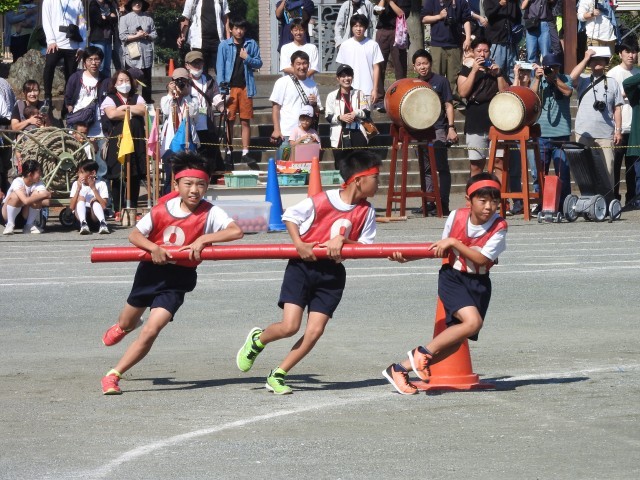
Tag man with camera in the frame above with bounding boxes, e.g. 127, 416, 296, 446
457, 37, 509, 176
570, 48, 623, 187
42, 0, 87, 108
530, 53, 573, 210
421, 0, 473, 104
484, 0, 521, 82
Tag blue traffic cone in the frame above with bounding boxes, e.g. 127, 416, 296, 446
265, 158, 286, 231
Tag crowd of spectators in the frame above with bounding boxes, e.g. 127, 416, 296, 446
3, 0, 640, 237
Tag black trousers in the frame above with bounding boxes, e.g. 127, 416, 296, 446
125, 64, 152, 103
194, 42, 220, 75
613, 133, 637, 204
334, 129, 368, 169
43, 48, 78, 99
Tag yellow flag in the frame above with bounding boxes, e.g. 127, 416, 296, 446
117, 110, 135, 164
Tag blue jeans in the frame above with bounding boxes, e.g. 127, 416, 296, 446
526, 21, 551, 64
90, 40, 112, 79
538, 136, 571, 207
490, 43, 518, 83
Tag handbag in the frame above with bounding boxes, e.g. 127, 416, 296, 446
394, 14, 409, 49
66, 101, 97, 128
524, 17, 540, 31
126, 41, 141, 60
361, 118, 379, 139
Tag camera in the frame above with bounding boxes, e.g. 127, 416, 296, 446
543, 66, 554, 76
593, 100, 606, 112
219, 82, 230, 95
59, 24, 83, 42
174, 78, 188, 90
482, 59, 493, 68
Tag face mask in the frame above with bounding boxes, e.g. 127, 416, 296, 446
116, 83, 131, 94
189, 68, 203, 78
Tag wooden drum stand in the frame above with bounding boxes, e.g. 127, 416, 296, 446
486, 124, 545, 221
385, 124, 444, 218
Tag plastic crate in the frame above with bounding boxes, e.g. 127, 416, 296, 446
277, 173, 308, 186
210, 200, 271, 233
320, 170, 343, 185
224, 173, 259, 188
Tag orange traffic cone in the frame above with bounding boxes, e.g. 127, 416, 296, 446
167, 58, 175, 77
307, 156, 322, 197
413, 297, 495, 392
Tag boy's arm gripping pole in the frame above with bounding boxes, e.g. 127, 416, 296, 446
90, 244, 436, 262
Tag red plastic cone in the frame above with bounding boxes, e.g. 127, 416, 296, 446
168, 58, 175, 77
308, 156, 322, 197
414, 297, 495, 391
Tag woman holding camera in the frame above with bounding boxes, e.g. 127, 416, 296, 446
101, 69, 147, 212
570, 48, 623, 187
11, 80, 50, 132
119, 0, 156, 103
159, 68, 199, 194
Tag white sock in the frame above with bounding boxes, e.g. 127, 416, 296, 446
92, 202, 106, 223
6, 205, 21, 225
76, 201, 87, 223
242, 149, 249, 156
26, 207, 39, 226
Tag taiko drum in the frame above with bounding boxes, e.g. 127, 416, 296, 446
488, 85, 541, 132
384, 78, 442, 131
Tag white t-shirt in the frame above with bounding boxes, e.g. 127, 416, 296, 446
442, 210, 507, 262
335, 36, 384, 94
74, 73, 102, 137
282, 189, 377, 244
136, 197, 235, 237
269, 75, 321, 137
100, 94, 146, 113
189, 74, 210, 131
607, 64, 640, 133
69, 179, 109, 203
3, 177, 47, 204
280, 42, 319, 73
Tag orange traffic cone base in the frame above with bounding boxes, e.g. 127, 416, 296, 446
413, 377, 495, 392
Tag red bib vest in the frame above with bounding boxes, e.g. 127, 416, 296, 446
148, 200, 213, 268
447, 208, 507, 274
300, 192, 371, 244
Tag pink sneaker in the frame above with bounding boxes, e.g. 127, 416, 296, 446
382, 364, 418, 395
408, 347, 432, 381
102, 324, 128, 346
101, 374, 122, 395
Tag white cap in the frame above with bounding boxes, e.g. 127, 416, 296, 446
590, 46, 612, 59
299, 105, 314, 117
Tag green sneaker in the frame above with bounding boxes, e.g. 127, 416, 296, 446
266, 368, 292, 395
236, 327, 264, 372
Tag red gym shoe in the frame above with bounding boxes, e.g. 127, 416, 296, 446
101, 374, 122, 395
382, 364, 418, 395
102, 324, 128, 346
408, 346, 432, 381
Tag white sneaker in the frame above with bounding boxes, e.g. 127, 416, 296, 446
79, 221, 91, 235
2, 223, 14, 235
98, 221, 110, 234
25, 223, 44, 234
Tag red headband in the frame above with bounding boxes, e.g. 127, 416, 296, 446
175, 169, 210, 182
341, 167, 380, 188
467, 179, 501, 196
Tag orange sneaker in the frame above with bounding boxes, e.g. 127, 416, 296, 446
408, 346, 432, 381
102, 324, 128, 346
382, 364, 418, 395
101, 373, 122, 395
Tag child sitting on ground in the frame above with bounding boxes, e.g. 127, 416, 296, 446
236, 150, 380, 394
288, 105, 320, 146
100, 151, 243, 395
1, 160, 51, 235
383, 173, 508, 394
69, 159, 110, 235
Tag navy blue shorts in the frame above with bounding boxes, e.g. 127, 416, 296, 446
438, 265, 492, 341
278, 259, 346, 318
127, 262, 198, 318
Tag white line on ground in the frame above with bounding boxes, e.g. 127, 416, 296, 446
74, 363, 639, 479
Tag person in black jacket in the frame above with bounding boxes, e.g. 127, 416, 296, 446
88, 0, 118, 78
483, 0, 521, 82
